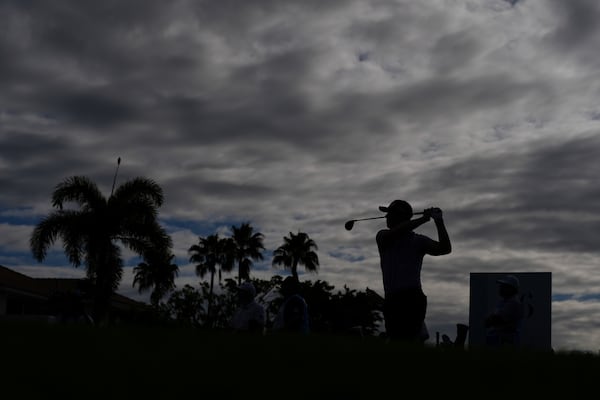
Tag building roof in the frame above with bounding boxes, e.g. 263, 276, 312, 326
0, 265, 49, 297
0, 265, 150, 311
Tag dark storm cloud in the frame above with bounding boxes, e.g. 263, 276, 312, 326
190, 0, 349, 32
0, 131, 96, 205
0, 3, 146, 129
547, 0, 600, 50
1, 0, 546, 160
0, 1, 170, 78
544, 0, 600, 70
5, 0, 168, 50
49, 90, 138, 128
0, 131, 69, 165
160, 44, 323, 146
429, 133, 600, 254
430, 30, 482, 75
2, 0, 352, 150
340, 74, 552, 127
169, 177, 275, 199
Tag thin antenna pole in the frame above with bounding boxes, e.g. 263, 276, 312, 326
110, 157, 121, 197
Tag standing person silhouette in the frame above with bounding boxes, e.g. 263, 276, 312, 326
484, 274, 524, 348
376, 200, 451, 344
272, 276, 310, 335
230, 281, 266, 334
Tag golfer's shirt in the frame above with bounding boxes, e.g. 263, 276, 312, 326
377, 231, 431, 294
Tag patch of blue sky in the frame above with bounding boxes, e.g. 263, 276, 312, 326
0, 210, 246, 240
577, 293, 600, 302
0, 207, 41, 224
0, 245, 89, 271
328, 250, 365, 263
175, 267, 198, 278
2, 214, 274, 275
552, 293, 600, 302
6, 247, 140, 270
30, 250, 81, 268
253, 252, 274, 271
0, 253, 33, 266
552, 293, 574, 302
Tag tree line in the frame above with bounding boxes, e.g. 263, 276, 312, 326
29, 174, 381, 334
160, 276, 383, 336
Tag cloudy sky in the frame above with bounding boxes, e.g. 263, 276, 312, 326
2, 0, 600, 352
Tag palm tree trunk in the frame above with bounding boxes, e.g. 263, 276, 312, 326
92, 277, 111, 326
90, 259, 113, 326
291, 259, 299, 281
208, 271, 215, 328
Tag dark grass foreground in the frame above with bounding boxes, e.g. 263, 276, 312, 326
2, 321, 598, 399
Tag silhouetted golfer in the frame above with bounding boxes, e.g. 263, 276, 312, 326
376, 200, 451, 344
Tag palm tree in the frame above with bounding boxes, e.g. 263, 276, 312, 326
188, 234, 234, 326
133, 249, 179, 308
30, 175, 172, 324
231, 222, 265, 284
272, 231, 319, 281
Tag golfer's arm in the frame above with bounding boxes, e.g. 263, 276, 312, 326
393, 216, 430, 235
431, 218, 451, 255
378, 216, 430, 243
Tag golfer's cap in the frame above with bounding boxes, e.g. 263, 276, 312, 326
496, 274, 520, 290
237, 282, 256, 297
379, 200, 412, 215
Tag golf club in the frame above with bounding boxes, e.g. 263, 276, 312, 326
344, 211, 424, 231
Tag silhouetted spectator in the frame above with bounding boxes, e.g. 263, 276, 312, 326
230, 281, 266, 334
272, 276, 309, 334
485, 274, 524, 348
376, 200, 451, 344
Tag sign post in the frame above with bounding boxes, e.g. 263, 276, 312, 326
469, 272, 552, 351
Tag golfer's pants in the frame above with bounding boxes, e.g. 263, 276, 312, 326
384, 288, 427, 342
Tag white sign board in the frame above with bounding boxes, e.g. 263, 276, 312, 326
469, 272, 552, 351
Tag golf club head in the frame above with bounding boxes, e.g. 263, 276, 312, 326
344, 220, 355, 231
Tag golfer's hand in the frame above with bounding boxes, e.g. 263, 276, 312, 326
424, 207, 443, 221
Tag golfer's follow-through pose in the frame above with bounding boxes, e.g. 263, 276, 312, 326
376, 200, 451, 343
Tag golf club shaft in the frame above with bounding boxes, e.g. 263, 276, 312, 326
352, 211, 424, 222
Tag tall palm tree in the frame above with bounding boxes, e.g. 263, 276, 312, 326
231, 222, 265, 284
30, 175, 172, 324
188, 234, 234, 326
272, 231, 319, 281
133, 249, 179, 308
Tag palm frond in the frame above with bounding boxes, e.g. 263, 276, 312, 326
272, 231, 319, 274
51, 176, 105, 210
30, 210, 87, 265
111, 177, 163, 207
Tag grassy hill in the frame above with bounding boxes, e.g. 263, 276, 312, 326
2, 321, 598, 398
